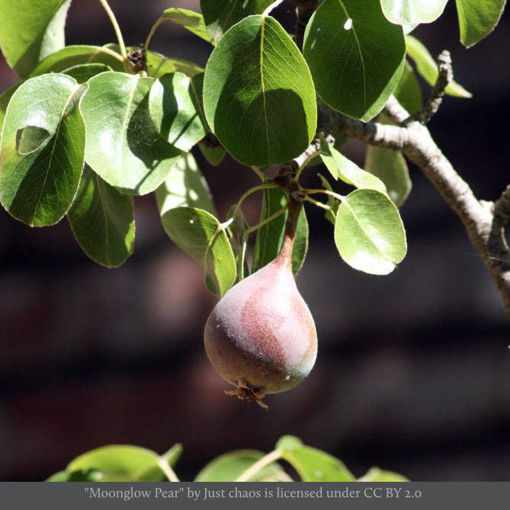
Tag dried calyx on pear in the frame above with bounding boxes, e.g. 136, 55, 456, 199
203, 198, 318, 409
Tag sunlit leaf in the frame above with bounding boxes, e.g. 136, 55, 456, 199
203, 15, 317, 166
79, 71, 181, 195
0, 0, 72, 77
304, 0, 405, 120
155, 153, 215, 215
0, 74, 84, 226
455, 0, 506, 47
334, 189, 407, 275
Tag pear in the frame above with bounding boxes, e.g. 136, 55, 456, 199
203, 199, 318, 408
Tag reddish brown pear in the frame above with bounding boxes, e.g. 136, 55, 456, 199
203, 199, 318, 408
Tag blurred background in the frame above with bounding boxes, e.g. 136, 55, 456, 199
1, 0, 510, 481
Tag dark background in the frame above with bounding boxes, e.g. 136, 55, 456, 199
1, 0, 510, 481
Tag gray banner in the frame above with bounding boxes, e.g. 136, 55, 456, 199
0, 483, 510, 509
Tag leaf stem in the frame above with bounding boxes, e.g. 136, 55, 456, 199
94, 46, 125, 62
304, 188, 345, 202
250, 166, 267, 182
98, 0, 127, 60
304, 195, 332, 211
157, 456, 180, 482
245, 205, 288, 234
227, 183, 278, 225
235, 450, 283, 482
144, 15, 164, 52
262, 0, 285, 17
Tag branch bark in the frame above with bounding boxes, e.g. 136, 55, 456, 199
332, 80, 510, 318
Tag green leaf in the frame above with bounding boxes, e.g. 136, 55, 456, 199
0, 74, 84, 227
79, 71, 181, 196
146, 50, 204, 79
405, 35, 472, 98
0, 84, 20, 132
394, 61, 423, 114
201, 0, 273, 41
161, 207, 236, 296
380, 0, 448, 27
359, 467, 409, 482
334, 189, 407, 275
0, 0, 72, 77
365, 145, 412, 207
47, 469, 104, 482
66, 445, 167, 482
203, 15, 317, 166
317, 174, 339, 225
320, 138, 387, 193
252, 188, 309, 275
303, 0, 405, 121
199, 139, 226, 166
195, 450, 287, 482
455, 0, 506, 47
29, 45, 125, 76
280, 446, 355, 482
63, 63, 112, 83
161, 8, 216, 45
275, 435, 304, 452
68, 166, 135, 267
149, 72, 206, 152
155, 153, 215, 215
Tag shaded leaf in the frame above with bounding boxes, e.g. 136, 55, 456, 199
199, 140, 226, 166
161, 8, 216, 45
79, 71, 181, 195
30, 45, 125, 76
380, 0, 448, 27
394, 60, 423, 114
334, 189, 407, 275
406, 35, 472, 98
203, 15, 317, 166
155, 152, 215, 215
195, 450, 287, 482
0, 74, 84, 227
320, 138, 386, 193
201, 0, 272, 41
62, 63, 112, 83
252, 188, 308, 275
0, 0, 72, 77
304, 0, 405, 120
0, 84, 20, 132
149, 72, 206, 152
68, 166, 135, 268
161, 207, 236, 296
365, 145, 412, 207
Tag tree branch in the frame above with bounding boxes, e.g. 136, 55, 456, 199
331, 56, 510, 319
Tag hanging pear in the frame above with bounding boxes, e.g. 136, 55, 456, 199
203, 199, 318, 408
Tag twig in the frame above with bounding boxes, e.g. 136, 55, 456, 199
405, 50, 453, 124
331, 56, 510, 319
98, 0, 127, 61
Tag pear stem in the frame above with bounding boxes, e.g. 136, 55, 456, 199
278, 198, 302, 266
